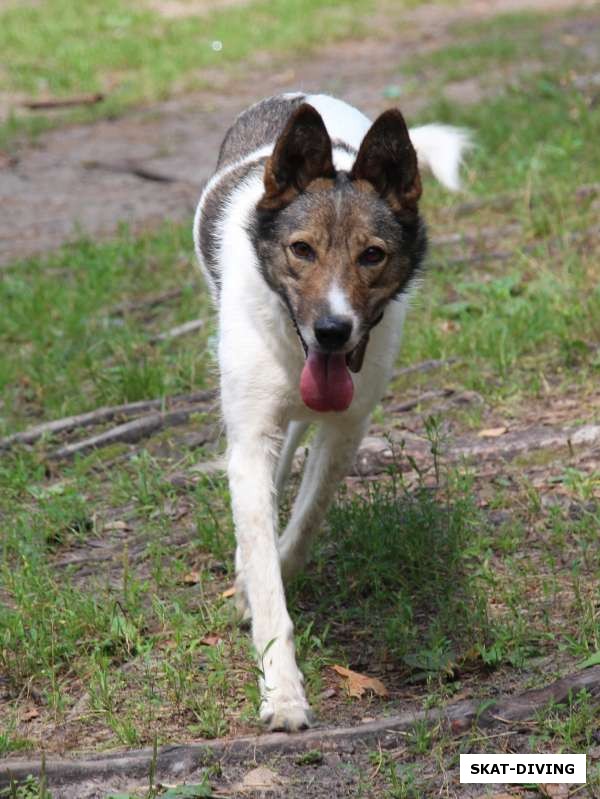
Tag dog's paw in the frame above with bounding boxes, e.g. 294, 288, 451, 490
260, 695, 315, 732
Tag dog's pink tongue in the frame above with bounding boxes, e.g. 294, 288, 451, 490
300, 350, 354, 412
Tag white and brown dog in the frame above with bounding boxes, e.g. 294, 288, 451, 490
194, 93, 469, 731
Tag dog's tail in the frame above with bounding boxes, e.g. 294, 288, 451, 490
409, 124, 472, 192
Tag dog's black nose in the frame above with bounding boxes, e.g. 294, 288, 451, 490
314, 316, 352, 350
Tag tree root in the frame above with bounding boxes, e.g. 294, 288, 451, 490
1, 666, 598, 791
0, 390, 216, 452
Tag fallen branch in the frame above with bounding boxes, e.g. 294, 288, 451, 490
394, 357, 460, 378
150, 318, 204, 343
83, 159, 184, 184
23, 93, 105, 110
0, 390, 216, 451
387, 388, 455, 413
106, 286, 194, 317
352, 423, 600, 477
149, 418, 600, 482
1, 666, 598, 794
48, 407, 211, 460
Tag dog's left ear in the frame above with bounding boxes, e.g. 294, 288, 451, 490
350, 109, 421, 215
258, 103, 335, 211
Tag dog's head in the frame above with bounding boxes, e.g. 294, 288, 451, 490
251, 103, 427, 412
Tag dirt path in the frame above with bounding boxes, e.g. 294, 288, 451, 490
0, 0, 595, 265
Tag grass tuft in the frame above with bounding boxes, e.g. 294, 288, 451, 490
292, 449, 490, 676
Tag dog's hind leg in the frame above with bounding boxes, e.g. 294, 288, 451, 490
279, 417, 368, 582
275, 420, 309, 502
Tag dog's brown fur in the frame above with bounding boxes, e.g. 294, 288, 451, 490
252, 105, 427, 349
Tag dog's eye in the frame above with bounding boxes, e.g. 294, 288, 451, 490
359, 246, 386, 266
290, 241, 315, 261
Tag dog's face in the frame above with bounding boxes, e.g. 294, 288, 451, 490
251, 104, 427, 411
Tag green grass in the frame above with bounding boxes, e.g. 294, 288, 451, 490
292, 459, 490, 673
399, 32, 600, 399
0, 775, 53, 799
1, 0, 370, 97
0, 223, 212, 433
407, 10, 553, 84
407, 6, 596, 90
0, 0, 375, 149
0, 454, 248, 751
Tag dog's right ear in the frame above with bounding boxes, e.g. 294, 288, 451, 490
258, 104, 335, 211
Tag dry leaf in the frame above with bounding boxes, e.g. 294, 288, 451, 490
21, 707, 40, 722
182, 570, 200, 585
540, 786, 568, 799
222, 586, 236, 598
200, 634, 222, 646
450, 717, 470, 734
235, 766, 287, 792
477, 426, 507, 438
332, 664, 388, 698
440, 319, 461, 333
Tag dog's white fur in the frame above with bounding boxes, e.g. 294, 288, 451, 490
194, 94, 469, 731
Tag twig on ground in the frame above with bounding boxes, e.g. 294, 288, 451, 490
0, 390, 216, 451
106, 286, 195, 317
2, 666, 598, 791
48, 407, 213, 460
352, 423, 600, 477
150, 319, 204, 343
387, 388, 455, 413
23, 93, 105, 110
394, 357, 460, 378
82, 159, 192, 185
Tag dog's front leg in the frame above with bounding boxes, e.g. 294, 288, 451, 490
227, 425, 312, 731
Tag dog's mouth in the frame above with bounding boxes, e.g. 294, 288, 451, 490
290, 315, 380, 413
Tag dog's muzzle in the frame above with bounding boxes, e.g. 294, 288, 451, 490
289, 307, 383, 374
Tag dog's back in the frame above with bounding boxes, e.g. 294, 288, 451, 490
216, 94, 307, 170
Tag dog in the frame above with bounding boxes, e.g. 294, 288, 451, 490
193, 93, 469, 731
